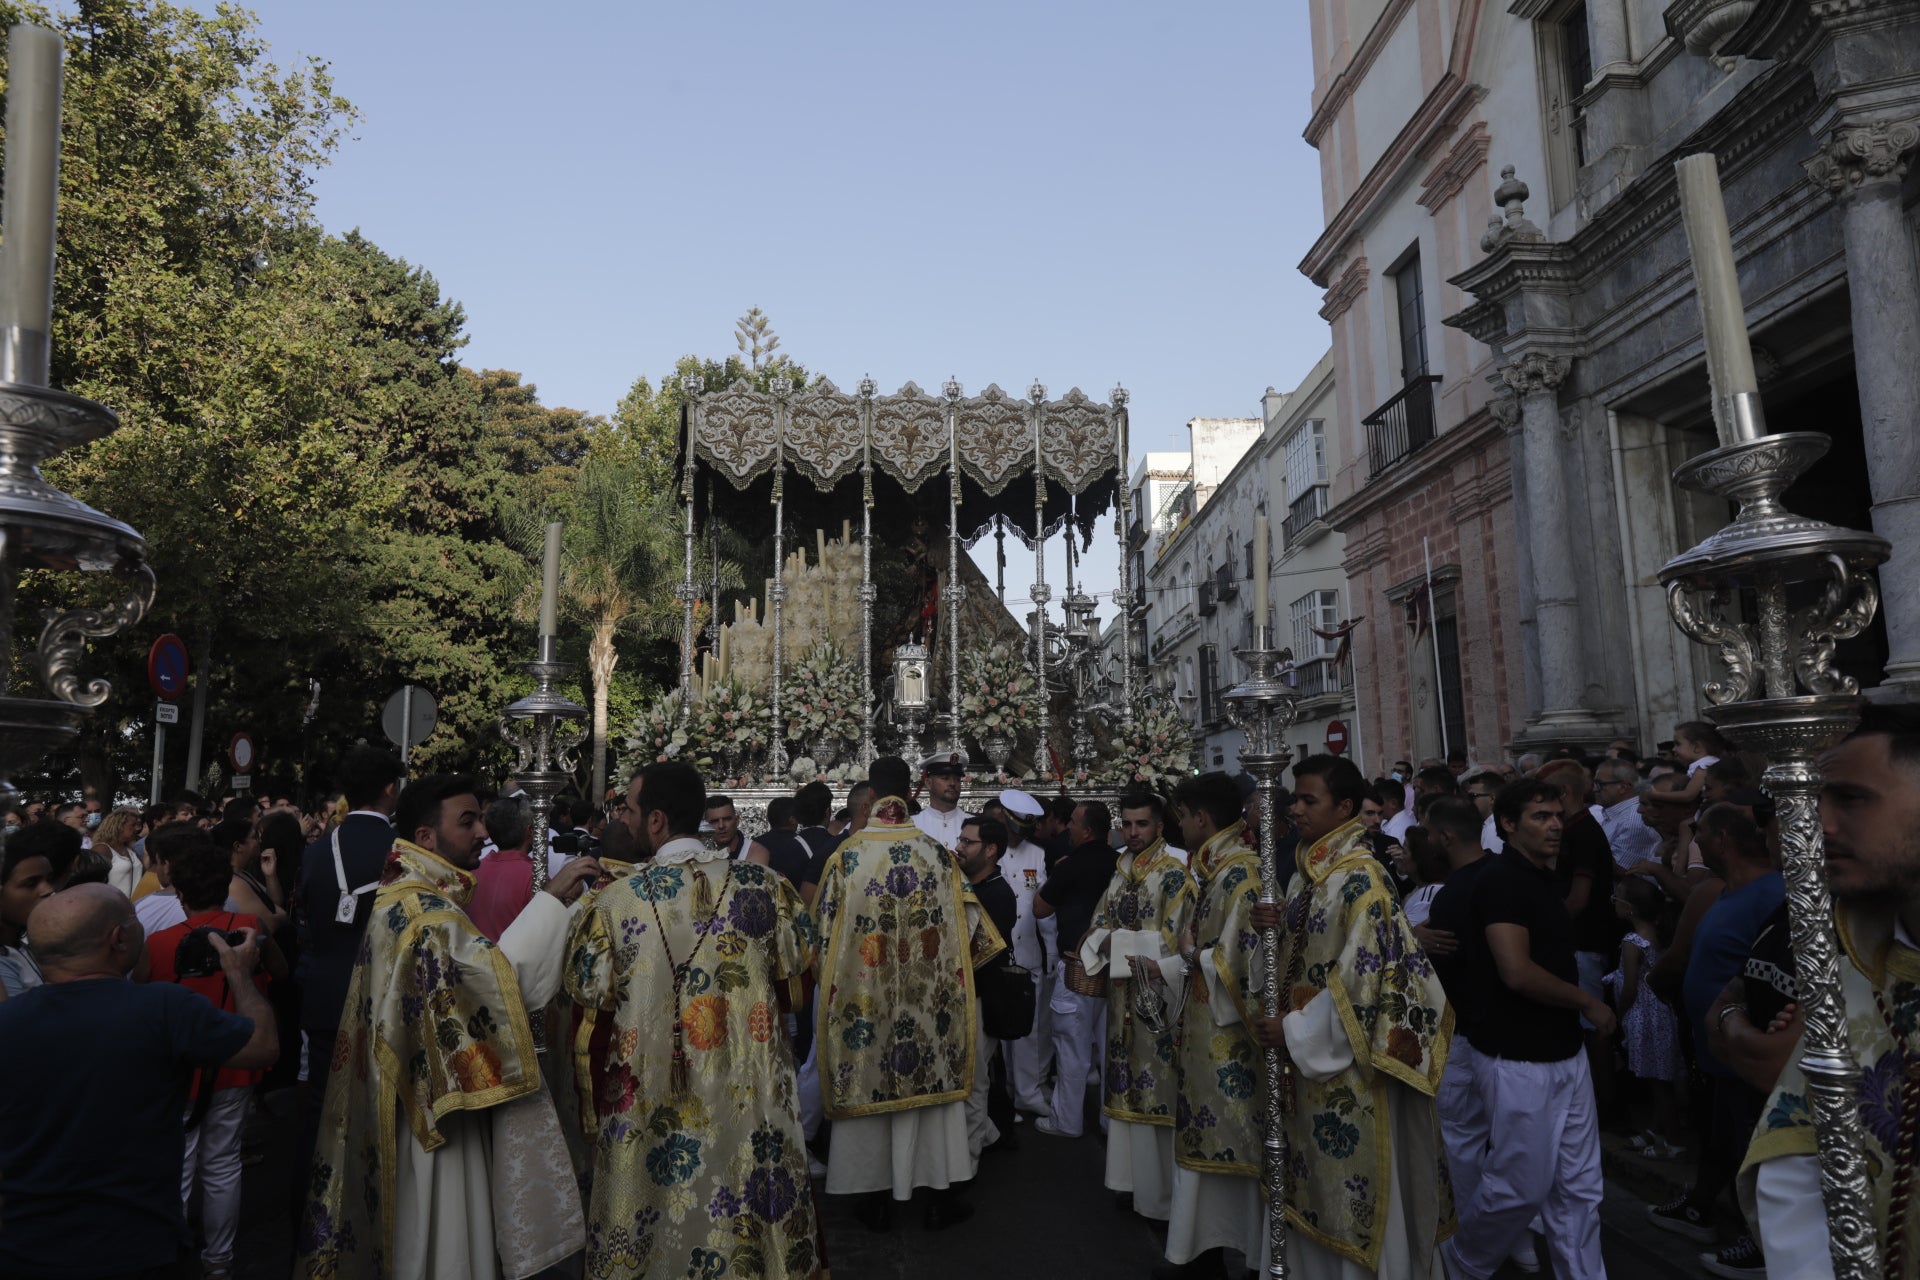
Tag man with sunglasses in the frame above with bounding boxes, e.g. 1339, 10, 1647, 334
1595, 759, 1661, 871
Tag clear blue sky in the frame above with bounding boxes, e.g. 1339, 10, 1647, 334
215, 0, 1329, 608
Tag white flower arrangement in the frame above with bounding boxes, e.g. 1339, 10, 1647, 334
777, 643, 865, 748
1099, 700, 1196, 793
958, 641, 1039, 740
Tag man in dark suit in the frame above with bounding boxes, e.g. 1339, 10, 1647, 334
294, 745, 403, 1182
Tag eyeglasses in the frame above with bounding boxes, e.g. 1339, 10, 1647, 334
954, 837, 981, 849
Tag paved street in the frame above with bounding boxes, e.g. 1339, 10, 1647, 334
237, 1082, 1705, 1279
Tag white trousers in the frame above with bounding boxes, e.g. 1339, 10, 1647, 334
798, 1030, 824, 1143
1003, 964, 1055, 1112
825, 1101, 975, 1200
966, 1004, 1001, 1159
1045, 975, 1104, 1136
1104, 1118, 1175, 1219
1436, 1036, 1489, 1209
1449, 1053, 1605, 1280
181, 1087, 251, 1268
1165, 1166, 1263, 1265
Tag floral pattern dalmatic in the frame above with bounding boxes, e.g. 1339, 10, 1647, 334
299, 842, 543, 1278
1742, 900, 1920, 1273
1095, 838, 1196, 1125
566, 851, 822, 1280
811, 798, 1007, 1119
1277, 817, 1454, 1269
1172, 822, 1265, 1177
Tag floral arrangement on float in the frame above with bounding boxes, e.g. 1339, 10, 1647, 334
1098, 700, 1195, 793
620, 679, 770, 782
777, 642, 865, 767
959, 641, 1039, 776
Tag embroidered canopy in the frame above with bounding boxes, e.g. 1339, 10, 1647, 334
681, 378, 1127, 547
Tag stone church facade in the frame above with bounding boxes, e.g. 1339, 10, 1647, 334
1301, 0, 1918, 761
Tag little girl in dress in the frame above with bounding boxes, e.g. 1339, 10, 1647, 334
1609, 874, 1684, 1158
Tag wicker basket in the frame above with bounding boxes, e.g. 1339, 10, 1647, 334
1061, 952, 1109, 999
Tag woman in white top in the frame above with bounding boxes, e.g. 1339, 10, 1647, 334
94, 807, 147, 897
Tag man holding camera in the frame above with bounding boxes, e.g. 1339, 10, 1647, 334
0, 883, 275, 1280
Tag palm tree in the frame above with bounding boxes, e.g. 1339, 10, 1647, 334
515, 452, 714, 800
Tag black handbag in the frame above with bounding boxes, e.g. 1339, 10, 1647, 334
979, 960, 1037, 1041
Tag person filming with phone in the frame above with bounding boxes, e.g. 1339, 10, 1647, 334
0, 867, 276, 1280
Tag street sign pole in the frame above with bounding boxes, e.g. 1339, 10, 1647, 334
150, 719, 166, 805
401, 684, 414, 765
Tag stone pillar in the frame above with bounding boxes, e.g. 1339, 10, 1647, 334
1585, 0, 1631, 76
1807, 118, 1920, 694
1503, 352, 1607, 743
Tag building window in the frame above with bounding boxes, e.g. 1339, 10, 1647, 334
1538, 1, 1593, 210
1283, 420, 1328, 503
1290, 589, 1341, 662
1390, 247, 1429, 385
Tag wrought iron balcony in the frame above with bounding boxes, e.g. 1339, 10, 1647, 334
1197, 580, 1217, 616
1287, 655, 1351, 700
1282, 484, 1329, 545
1364, 375, 1442, 477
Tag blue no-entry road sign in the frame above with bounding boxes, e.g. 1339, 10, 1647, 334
148, 634, 189, 700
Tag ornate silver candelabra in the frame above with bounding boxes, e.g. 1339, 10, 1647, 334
0, 383, 154, 805
1224, 627, 1299, 1280
1661, 424, 1887, 1280
500, 635, 587, 893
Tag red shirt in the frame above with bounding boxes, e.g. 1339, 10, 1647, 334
145, 909, 267, 1092
470, 849, 535, 942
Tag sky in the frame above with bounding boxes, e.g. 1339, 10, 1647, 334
212, 0, 1330, 619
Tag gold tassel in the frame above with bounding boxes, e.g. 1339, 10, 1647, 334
693, 867, 714, 917
669, 1023, 691, 1099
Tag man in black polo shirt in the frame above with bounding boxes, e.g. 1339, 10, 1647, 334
958, 816, 1019, 1158
1033, 799, 1118, 1138
1443, 779, 1615, 1280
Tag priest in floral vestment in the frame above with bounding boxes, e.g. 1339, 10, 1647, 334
300, 777, 602, 1280
566, 761, 823, 1280
1159, 772, 1266, 1276
811, 755, 1006, 1231
1264, 755, 1454, 1280
1078, 790, 1195, 1221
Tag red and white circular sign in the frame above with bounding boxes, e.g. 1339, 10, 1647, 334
1324, 720, 1348, 755
228, 732, 255, 772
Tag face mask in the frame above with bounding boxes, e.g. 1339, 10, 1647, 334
1390, 771, 1405, 783
86, 812, 103, 829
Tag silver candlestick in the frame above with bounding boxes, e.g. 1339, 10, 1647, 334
1224, 626, 1299, 1280
500, 635, 588, 893
1661, 429, 1887, 1280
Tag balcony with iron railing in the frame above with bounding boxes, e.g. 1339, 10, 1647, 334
1282, 484, 1329, 545
1363, 374, 1442, 476
1287, 654, 1352, 701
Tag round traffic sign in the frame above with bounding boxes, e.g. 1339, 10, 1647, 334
1325, 719, 1349, 756
228, 733, 255, 772
382, 685, 438, 751
148, 634, 189, 700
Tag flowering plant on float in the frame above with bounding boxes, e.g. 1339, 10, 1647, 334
622, 691, 697, 770
777, 642, 865, 748
1098, 700, 1195, 792
698, 678, 769, 758
958, 641, 1039, 740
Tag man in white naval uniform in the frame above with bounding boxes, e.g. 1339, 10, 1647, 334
913, 751, 973, 851
992, 789, 1056, 1116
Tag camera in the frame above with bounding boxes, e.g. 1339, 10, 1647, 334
174, 925, 246, 979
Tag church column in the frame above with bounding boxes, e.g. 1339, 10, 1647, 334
1501, 352, 1598, 740
1807, 117, 1920, 695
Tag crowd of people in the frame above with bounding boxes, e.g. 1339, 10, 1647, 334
0, 707, 1916, 1280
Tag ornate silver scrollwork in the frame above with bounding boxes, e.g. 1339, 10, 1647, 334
1128, 954, 1187, 1037
1665, 583, 1756, 704
1794, 555, 1879, 696
38, 558, 155, 707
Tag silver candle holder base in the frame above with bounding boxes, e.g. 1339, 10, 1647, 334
1662, 429, 1888, 1280
1224, 625, 1299, 1280
500, 636, 587, 894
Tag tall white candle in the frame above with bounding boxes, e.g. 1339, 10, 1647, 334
1674, 154, 1762, 444
538, 521, 562, 637
0, 24, 63, 385
1252, 514, 1270, 633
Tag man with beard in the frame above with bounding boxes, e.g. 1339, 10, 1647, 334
913, 752, 973, 850
1077, 789, 1194, 1221
1741, 715, 1920, 1274
300, 776, 600, 1280
566, 761, 822, 1280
